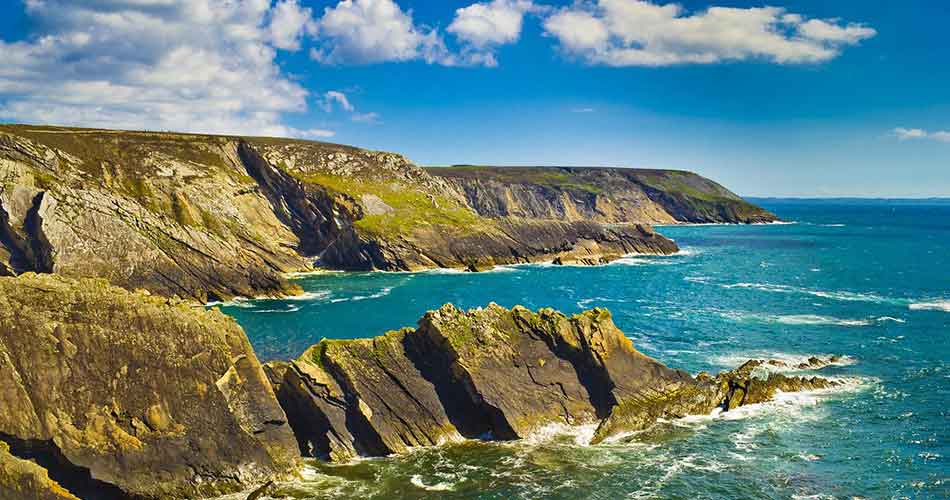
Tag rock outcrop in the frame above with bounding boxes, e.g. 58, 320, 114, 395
0, 273, 300, 499
428, 166, 777, 225
268, 304, 836, 460
0, 125, 773, 300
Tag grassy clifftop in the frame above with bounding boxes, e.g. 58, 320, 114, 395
428, 165, 776, 224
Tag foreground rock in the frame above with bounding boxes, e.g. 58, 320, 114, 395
0, 274, 300, 499
269, 304, 837, 460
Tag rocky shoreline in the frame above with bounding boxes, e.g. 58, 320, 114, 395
0, 125, 798, 499
1, 273, 839, 499
0, 125, 774, 302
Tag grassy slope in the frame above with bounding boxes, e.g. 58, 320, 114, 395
428, 165, 773, 221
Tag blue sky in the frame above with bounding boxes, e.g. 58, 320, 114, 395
0, 1, 947, 197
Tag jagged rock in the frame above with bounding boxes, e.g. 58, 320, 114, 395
0, 273, 300, 499
270, 304, 838, 460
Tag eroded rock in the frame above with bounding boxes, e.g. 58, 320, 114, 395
0, 273, 300, 499
271, 304, 839, 460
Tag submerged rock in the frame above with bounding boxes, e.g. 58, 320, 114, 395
270, 304, 839, 460
0, 273, 300, 499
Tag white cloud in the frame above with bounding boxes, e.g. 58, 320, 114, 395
351, 111, 381, 124
318, 90, 381, 124
269, 0, 317, 50
321, 91, 354, 112
448, 0, 535, 47
894, 128, 950, 143
543, 0, 876, 67
310, 0, 512, 67
798, 18, 877, 44
0, 0, 329, 138
311, 0, 434, 64
571, 107, 596, 113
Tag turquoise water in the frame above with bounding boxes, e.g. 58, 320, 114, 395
218, 200, 949, 499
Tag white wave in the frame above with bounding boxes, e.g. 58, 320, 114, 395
718, 282, 897, 304
683, 275, 712, 284
329, 287, 393, 303
420, 267, 467, 275
909, 300, 950, 312
709, 351, 858, 371
719, 311, 873, 327
285, 290, 332, 301
409, 474, 458, 492
875, 316, 906, 323
253, 305, 302, 313
518, 422, 598, 447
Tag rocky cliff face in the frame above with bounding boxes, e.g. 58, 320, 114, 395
0, 126, 686, 300
0, 273, 300, 499
428, 166, 777, 225
268, 304, 836, 461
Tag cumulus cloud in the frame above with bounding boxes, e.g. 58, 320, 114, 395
310, 0, 527, 67
310, 0, 430, 64
893, 128, 950, 143
269, 0, 318, 50
0, 0, 326, 137
542, 0, 876, 66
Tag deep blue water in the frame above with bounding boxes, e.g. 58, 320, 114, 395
217, 200, 949, 499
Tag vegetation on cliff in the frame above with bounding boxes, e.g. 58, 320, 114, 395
0, 125, 773, 300
429, 166, 777, 224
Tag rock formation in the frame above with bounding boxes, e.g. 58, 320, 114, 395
428, 166, 777, 224
268, 304, 836, 460
0, 125, 774, 300
0, 273, 300, 499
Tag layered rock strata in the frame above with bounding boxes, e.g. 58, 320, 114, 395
269, 304, 836, 460
0, 274, 300, 499
428, 166, 777, 224
1, 126, 777, 300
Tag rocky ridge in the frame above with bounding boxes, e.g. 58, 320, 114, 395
0, 273, 842, 499
0, 125, 773, 300
267, 303, 838, 461
428, 166, 777, 225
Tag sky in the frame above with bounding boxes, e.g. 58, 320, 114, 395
0, 0, 947, 197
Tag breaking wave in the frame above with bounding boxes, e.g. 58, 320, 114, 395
909, 300, 950, 313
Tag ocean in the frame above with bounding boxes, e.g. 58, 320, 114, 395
215, 199, 949, 499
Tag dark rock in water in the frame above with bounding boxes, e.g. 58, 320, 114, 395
270, 304, 839, 460
0, 273, 300, 499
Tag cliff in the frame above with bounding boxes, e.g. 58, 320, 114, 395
267, 304, 836, 461
0, 273, 300, 499
428, 166, 777, 225
0, 125, 681, 300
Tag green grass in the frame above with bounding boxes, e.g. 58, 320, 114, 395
289, 171, 487, 237
433, 166, 604, 194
